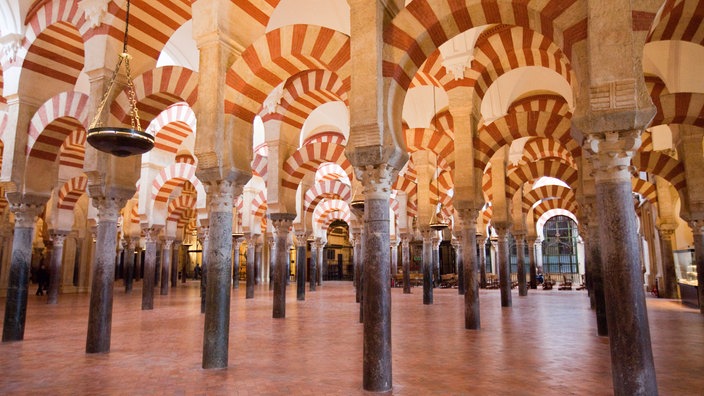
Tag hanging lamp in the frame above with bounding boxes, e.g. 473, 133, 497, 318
428, 86, 448, 231
86, 0, 154, 157
350, 185, 365, 212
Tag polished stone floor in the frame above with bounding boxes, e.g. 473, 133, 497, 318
0, 280, 702, 395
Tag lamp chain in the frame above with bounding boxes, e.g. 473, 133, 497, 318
88, 56, 124, 129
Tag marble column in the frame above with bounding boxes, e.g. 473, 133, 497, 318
232, 236, 244, 289
160, 239, 173, 296
271, 215, 294, 318
689, 221, 704, 314
123, 237, 137, 292
86, 195, 128, 353
141, 228, 159, 311
199, 227, 209, 314
352, 231, 361, 301
171, 240, 180, 287
255, 239, 263, 285
2, 198, 45, 342
245, 235, 255, 299
477, 235, 487, 289
390, 239, 399, 280
268, 236, 275, 291
457, 209, 480, 330
515, 234, 527, 297
591, 131, 656, 394
452, 237, 464, 295
134, 243, 142, 282
202, 180, 235, 369
432, 235, 440, 288
359, 165, 394, 391
295, 231, 308, 301
401, 234, 411, 294
526, 237, 538, 289
421, 228, 434, 305
47, 232, 68, 305
181, 243, 188, 284
656, 225, 679, 299
316, 239, 325, 286
494, 224, 511, 307
585, 211, 608, 336
310, 241, 317, 292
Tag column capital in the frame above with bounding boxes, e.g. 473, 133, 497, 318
420, 228, 434, 242
163, 238, 174, 249
7, 193, 47, 228
92, 195, 128, 223
204, 180, 235, 213
269, 213, 296, 234
451, 237, 460, 249
584, 130, 640, 183
295, 230, 310, 247
656, 222, 677, 240
142, 226, 162, 243
493, 222, 511, 237
688, 219, 704, 236
400, 233, 411, 247
355, 164, 398, 200
198, 226, 210, 243
49, 231, 69, 246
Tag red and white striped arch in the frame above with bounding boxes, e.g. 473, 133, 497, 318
250, 189, 268, 221
652, 93, 704, 128
110, 66, 198, 127
304, 179, 352, 214
646, 75, 669, 125
230, 0, 280, 31
469, 25, 574, 101
647, 0, 704, 45
506, 159, 579, 200
632, 177, 658, 205
225, 24, 350, 122
315, 162, 350, 184
147, 102, 197, 154
320, 210, 351, 231
282, 142, 352, 190
58, 128, 85, 169
632, 151, 687, 193
302, 131, 347, 146
251, 144, 269, 179
0, 111, 8, 139
313, 199, 350, 226
167, 194, 197, 226
522, 185, 575, 214
640, 131, 655, 152
263, 69, 349, 130
26, 91, 90, 156
151, 162, 204, 203
521, 137, 579, 169
533, 198, 579, 222
57, 175, 87, 211
475, 110, 576, 171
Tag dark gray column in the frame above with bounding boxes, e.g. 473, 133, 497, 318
245, 234, 255, 299
359, 165, 394, 392
495, 224, 511, 307
295, 231, 308, 301
134, 242, 142, 282
352, 230, 361, 300
232, 236, 243, 289
123, 237, 136, 292
585, 202, 608, 336
690, 222, 704, 314
171, 240, 180, 287
401, 234, 411, 294
268, 236, 275, 291
46, 232, 67, 305
592, 132, 657, 395
657, 226, 679, 299
254, 240, 263, 285
310, 242, 317, 292
198, 226, 209, 314
453, 237, 464, 295
421, 228, 433, 305
390, 239, 399, 277
316, 239, 325, 286
526, 236, 537, 289
180, 243, 188, 284
432, 235, 440, 288
160, 239, 173, 296
271, 215, 295, 318
86, 195, 128, 353
202, 180, 234, 369
2, 198, 45, 342
457, 208, 480, 330
515, 234, 527, 297
141, 228, 159, 311
477, 235, 487, 289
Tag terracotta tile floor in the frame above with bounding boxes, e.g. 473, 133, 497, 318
1, 281, 702, 395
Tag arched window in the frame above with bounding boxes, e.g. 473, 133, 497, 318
541, 216, 579, 276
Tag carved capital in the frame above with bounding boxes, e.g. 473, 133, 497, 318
356, 164, 398, 200
78, 0, 110, 28
295, 231, 310, 247
689, 220, 704, 236
142, 226, 162, 243
584, 131, 640, 183
92, 196, 127, 222
205, 180, 235, 213
50, 232, 68, 247
420, 228, 434, 243
0, 33, 23, 63
163, 238, 174, 250
400, 233, 411, 248
454, 208, 479, 231
197, 226, 210, 243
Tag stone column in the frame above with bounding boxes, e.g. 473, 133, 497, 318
160, 239, 173, 296
310, 241, 317, 292
180, 243, 189, 284
295, 231, 308, 301
432, 235, 441, 287
589, 131, 657, 393
271, 215, 295, 318
515, 234, 527, 297
352, 230, 361, 300
535, 240, 543, 274
401, 234, 411, 294
457, 209, 480, 330
141, 227, 159, 310
316, 239, 325, 286
171, 240, 180, 287
268, 236, 275, 291
390, 238, 399, 279
526, 236, 537, 289
358, 164, 395, 392
584, 203, 608, 336
689, 221, 704, 314
199, 226, 209, 313
134, 242, 142, 282
115, 240, 123, 284
494, 223, 511, 307
254, 239, 263, 285
245, 234, 255, 299
232, 236, 244, 289
2, 198, 45, 342
123, 237, 137, 292
656, 225, 679, 299
46, 232, 68, 304
86, 195, 128, 353
452, 237, 464, 295
477, 235, 487, 289
421, 228, 434, 305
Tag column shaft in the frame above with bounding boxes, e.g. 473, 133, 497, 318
658, 230, 679, 299
160, 240, 173, 295
527, 238, 537, 289
516, 237, 527, 296
421, 230, 433, 305
310, 243, 317, 291
401, 236, 411, 294
691, 225, 704, 314
246, 237, 255, 298
47, 234, 67, 304
455, 240, 464, 295
478, 237, 487, 289
272, 215, 294, 318
2, 224, 37, 341
295, 233, 307, 301
141, 232, 157, 310
124, 238, 136, 292
496, 226, 512, 307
